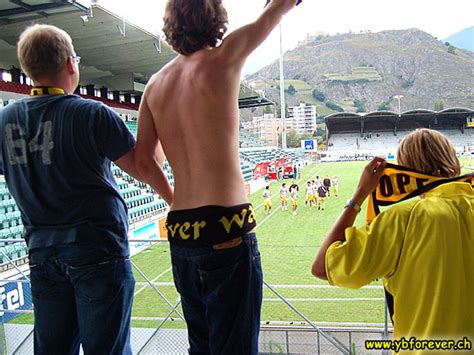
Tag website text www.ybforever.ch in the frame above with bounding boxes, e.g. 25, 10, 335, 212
365, 337, 472, 352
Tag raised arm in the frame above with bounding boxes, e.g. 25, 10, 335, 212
219, 0, 299, 66
134, 92, 173, 205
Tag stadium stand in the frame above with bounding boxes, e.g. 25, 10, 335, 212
0, 80, 139, 111
240, 130, 266, 148
325, 109, 474, 160
0, 179, 28, 264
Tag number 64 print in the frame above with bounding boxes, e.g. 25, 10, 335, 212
5, 122, 54, 165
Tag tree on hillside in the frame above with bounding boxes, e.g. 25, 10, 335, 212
312, 89, 325, 102
353, 99, 366, 113
263, 105, 273, 114
325, 101, 344, 112
287, 84, 296, 95
378, 100, 391, 111
286, 129, 301, 148
434, 101, 444, 111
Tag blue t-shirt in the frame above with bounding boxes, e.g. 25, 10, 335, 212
0, 94, 135, 256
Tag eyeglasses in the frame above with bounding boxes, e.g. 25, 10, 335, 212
71, 55, 81, 64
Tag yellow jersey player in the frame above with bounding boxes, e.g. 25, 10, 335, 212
290, 184, 299, 215
305, 181, 314, 208
279, 183, 288, 211
332, 175, 340, 198
263, 185, 272, 214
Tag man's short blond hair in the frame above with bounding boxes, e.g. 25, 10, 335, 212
17, 24, 74, 82
397, 128, 461, 177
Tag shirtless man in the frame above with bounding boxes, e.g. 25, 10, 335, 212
135, 1, 299, 353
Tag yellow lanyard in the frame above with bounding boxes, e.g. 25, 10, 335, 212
30, 87, 66, 96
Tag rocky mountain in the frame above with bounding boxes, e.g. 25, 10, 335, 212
246, 29, 474, 116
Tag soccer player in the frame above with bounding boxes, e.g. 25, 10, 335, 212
0, 24, 172, 354
305, 180, 314, 208
323, 175, 331, 197
134, 1, 300, 353
280, 182, 289, 210
290, 183, 299, 215
263, 185, 272, 214
332, 175, 340, 198
317, 184, 327, 210
315, 175, 322, 190
311, 179, 318, 206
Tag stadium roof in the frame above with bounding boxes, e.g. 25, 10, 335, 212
239, 84, 273, 109
0, 0, 273, 108
0, 1, 176, 91
325, 108, 474, 133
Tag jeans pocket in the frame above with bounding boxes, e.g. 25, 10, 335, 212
244, 232, 261, 261
30, 262, 64, 300
71, 258, 130, 303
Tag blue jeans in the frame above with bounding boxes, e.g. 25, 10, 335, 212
170, 232, 263, 355
29, 243, 135, 355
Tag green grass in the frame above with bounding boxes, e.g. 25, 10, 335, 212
276, 79, 313, 91
124, 161, 389, 328
10, 158, 472, 328
294, 92, 335, 116
324, 66, 383, 83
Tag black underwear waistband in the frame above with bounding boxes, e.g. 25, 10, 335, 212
166, 203, 256, 247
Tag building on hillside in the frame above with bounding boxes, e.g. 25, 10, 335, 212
287, 103, 317, 135
243, 113, 282, 146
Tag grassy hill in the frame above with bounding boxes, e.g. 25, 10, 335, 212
247, 29, 474, 113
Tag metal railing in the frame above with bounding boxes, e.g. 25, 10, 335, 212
0, 239, 392, 354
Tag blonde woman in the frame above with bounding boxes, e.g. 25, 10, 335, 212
312, 129, 473, 344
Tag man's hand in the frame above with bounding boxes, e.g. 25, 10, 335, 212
265, 0, 302, 7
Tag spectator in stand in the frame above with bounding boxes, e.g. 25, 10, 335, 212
0, 24, 172, 354
312, 129, 474, 343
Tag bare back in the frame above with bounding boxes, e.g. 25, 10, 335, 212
145, 49, 246, 210
136, 0, 298, 211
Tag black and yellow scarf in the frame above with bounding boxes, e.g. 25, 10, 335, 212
367, 163, 473, 224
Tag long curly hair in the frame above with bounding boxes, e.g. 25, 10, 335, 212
163, 0, 228, 56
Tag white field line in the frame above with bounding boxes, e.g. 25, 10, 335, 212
134, 266, 172, 296
262, 298, 384, 302
134, 282, 383, 290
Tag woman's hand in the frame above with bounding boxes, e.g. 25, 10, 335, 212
353, 157, 387, 204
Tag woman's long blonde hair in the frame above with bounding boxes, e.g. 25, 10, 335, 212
397, 128, 461, 177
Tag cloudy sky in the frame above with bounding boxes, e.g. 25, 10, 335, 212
93, 0, 473, 76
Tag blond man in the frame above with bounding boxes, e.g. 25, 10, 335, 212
135, 0, 299, 353
0, 24, 172, 354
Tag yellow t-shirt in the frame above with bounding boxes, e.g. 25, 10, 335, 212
326, 182, 474, 341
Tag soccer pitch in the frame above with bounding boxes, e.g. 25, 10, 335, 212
131, 161, 376, 329
130, 158, 472, 329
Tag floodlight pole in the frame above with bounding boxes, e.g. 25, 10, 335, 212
279, 23, 287, 149
394, 95, 403, 114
